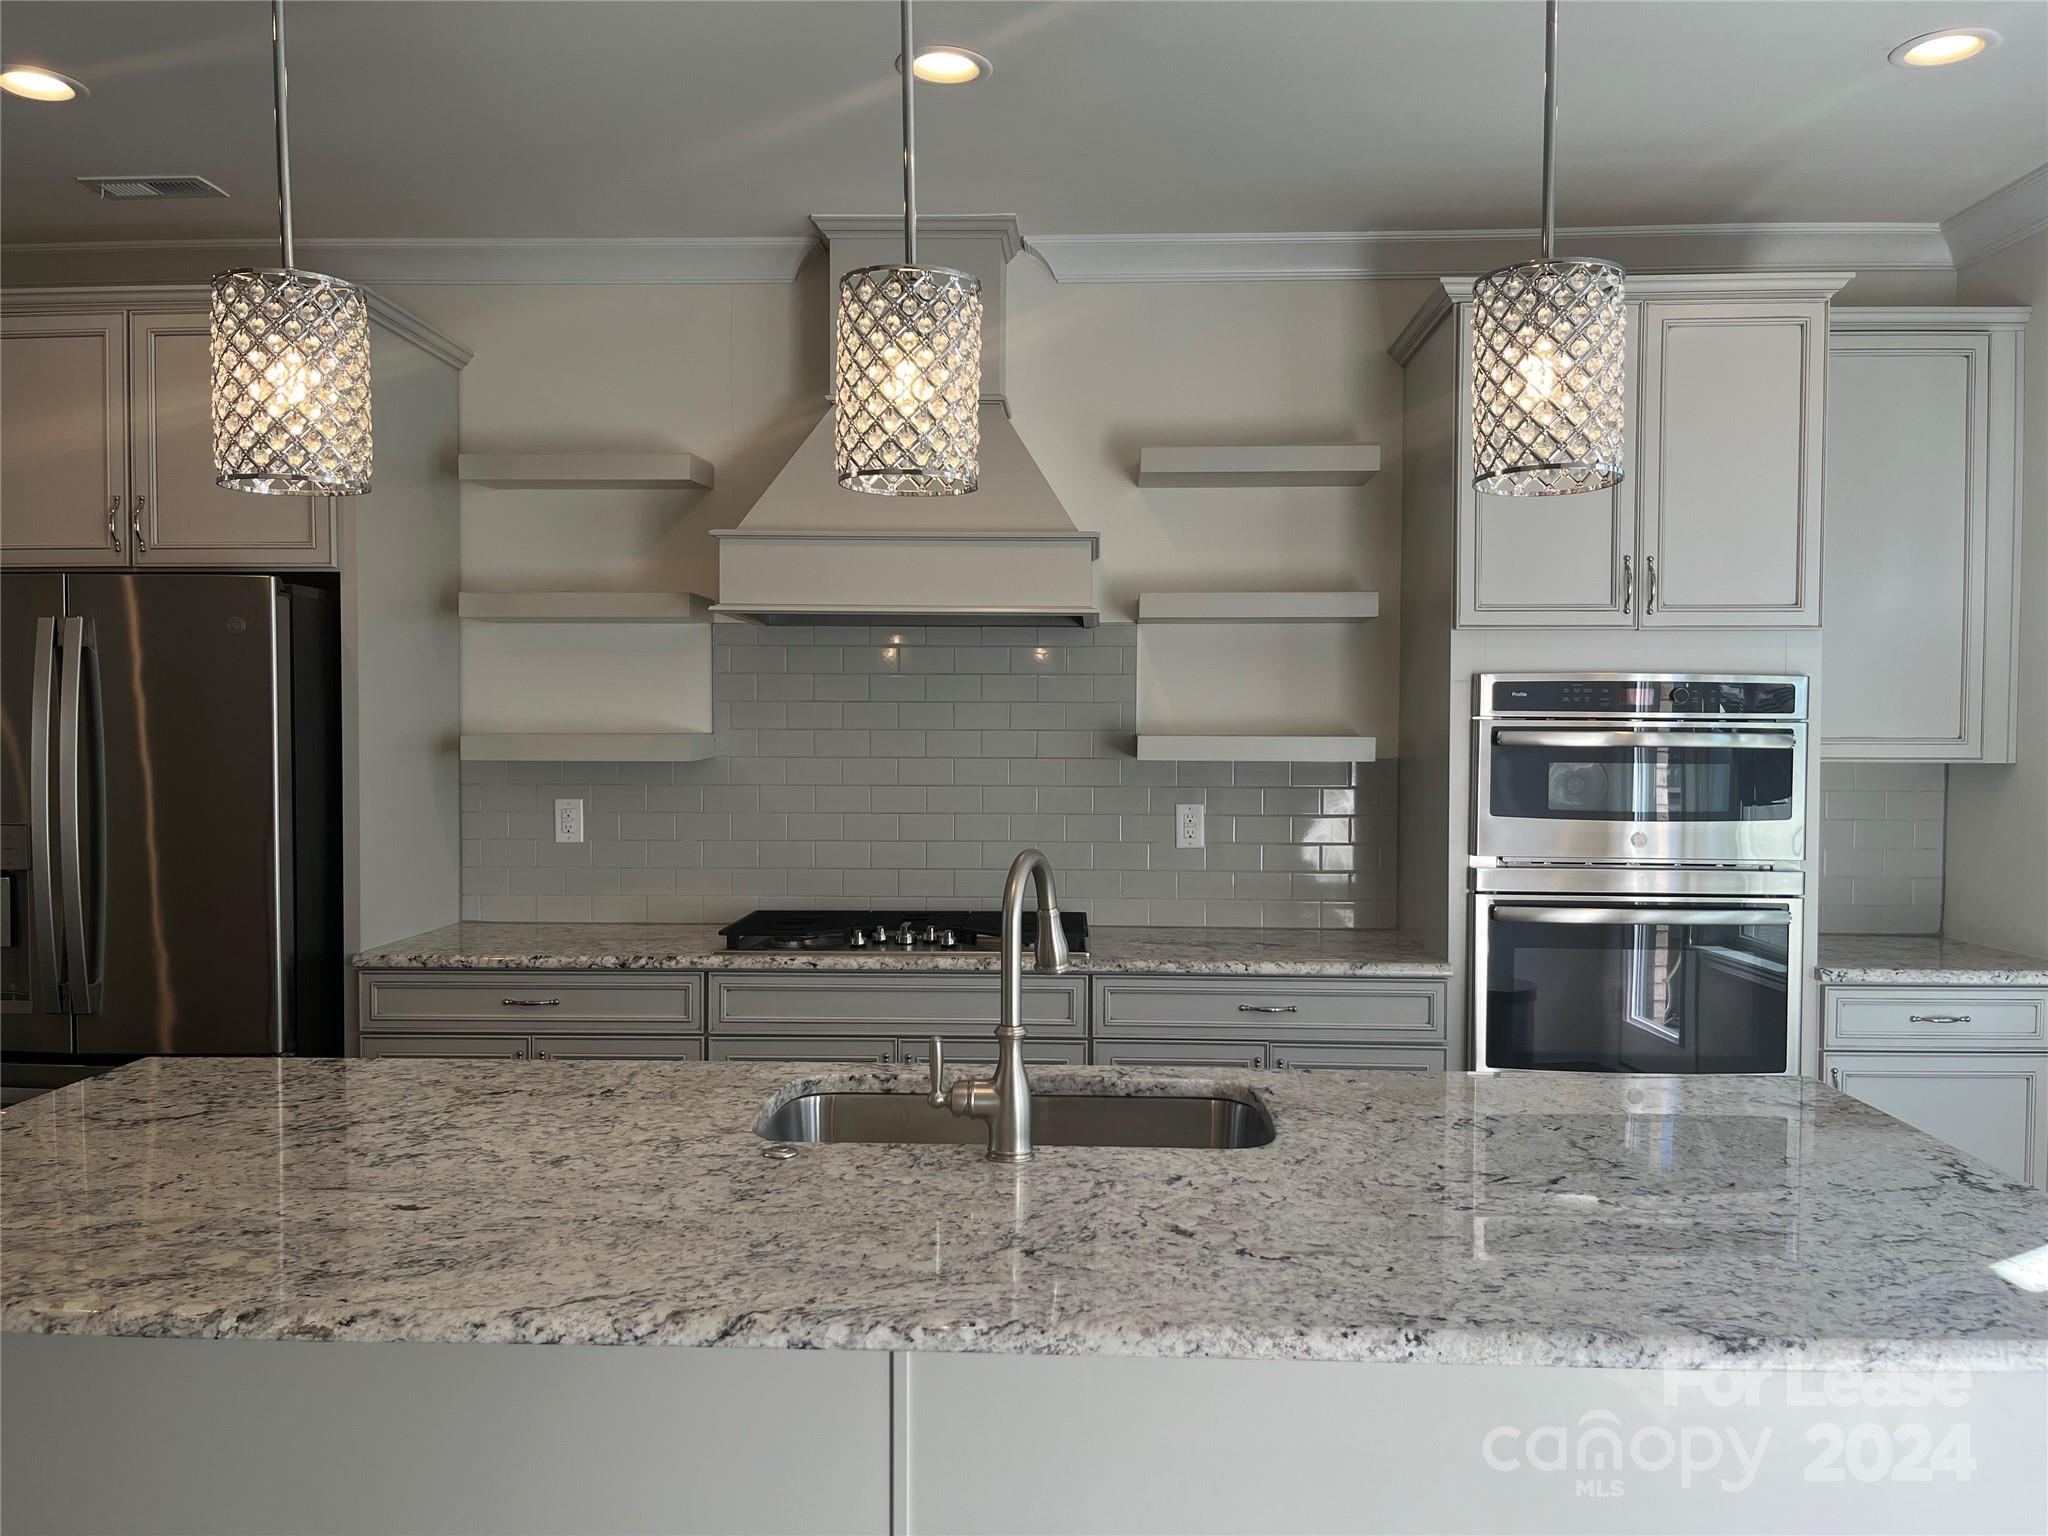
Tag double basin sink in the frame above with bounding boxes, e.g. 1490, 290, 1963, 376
759, 1090, 1275, 1150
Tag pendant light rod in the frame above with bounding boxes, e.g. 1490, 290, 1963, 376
271, 0, 294, 268
900, 0, 918, 265
1537, 0, 1559, 260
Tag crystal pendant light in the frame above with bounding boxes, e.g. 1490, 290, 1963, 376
1470, 0, 1625, 496
834, 0, 983, 495
211, 0, 371, 495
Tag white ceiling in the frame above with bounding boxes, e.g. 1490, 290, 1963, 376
2, 1, 2043, 248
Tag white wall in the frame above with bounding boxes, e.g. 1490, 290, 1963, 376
1944, 227, 2048, 959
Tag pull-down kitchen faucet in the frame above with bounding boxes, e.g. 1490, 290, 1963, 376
926, 849, 1070, 1162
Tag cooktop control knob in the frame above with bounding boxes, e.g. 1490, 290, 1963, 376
938, 930, 958, 948
849, 929, 867, 948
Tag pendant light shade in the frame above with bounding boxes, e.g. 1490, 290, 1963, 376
833, 0, 982, 496
1470, 0, 1625, 497
211, 268, 372, 494
211, 0, 372, 496
834, 263, 982, 495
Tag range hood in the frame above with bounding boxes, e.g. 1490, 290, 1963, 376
714, 217, 1100, 627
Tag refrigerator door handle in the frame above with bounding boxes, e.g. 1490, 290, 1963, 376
58, 618, 106, 1015
29, 617, 64, 1014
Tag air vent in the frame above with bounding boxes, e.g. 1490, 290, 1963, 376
77, 174, 229, 200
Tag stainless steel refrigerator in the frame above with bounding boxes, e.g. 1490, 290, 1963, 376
2, 573, 340, 1102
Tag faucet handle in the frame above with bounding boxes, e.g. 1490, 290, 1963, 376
926, 1036, 948, 1108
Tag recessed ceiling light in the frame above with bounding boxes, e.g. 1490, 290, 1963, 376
1888, 27, 2001, 67
896, 45, 991, 85
1, 66, 88, 102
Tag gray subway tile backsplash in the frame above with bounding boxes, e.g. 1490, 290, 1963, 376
462, 622, 1394, 929
1817, 761, 1945, 934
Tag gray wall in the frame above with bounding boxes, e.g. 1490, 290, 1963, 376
460, 623, 1395, 929
1817, 761, 1945, 934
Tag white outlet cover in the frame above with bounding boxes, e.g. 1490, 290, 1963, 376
554, 797, 585, 844
1176, 802, 1205, 850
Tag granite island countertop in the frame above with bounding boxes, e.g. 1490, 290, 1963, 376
1815, 935, 2048, 987
6, 1058, 2046, 1372
353, 921, 1453, 979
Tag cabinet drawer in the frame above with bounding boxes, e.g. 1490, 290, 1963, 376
1267, 1044, 1447, 1072
709, 1036, 897, 1065
1824, 989, 2047, 1050
1095, 1039, 1269, 1069
532, 1035, 704, 1062
1093, 978, 1443, 1042
360, 1032, 530, 1060
710, 974, 1085, 1037
362, 972, 700, 1030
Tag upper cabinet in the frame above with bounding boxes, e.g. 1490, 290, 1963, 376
127, 313, 332, 567
0, 312, 129, 566
1821, 309, 2027, 762
1404, 274, 1842, 630
1, 298, 332, 570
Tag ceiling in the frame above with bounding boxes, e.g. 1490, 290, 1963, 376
2, 1, 2043, 248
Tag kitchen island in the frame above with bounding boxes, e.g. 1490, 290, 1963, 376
6, 1058, 2046, 1534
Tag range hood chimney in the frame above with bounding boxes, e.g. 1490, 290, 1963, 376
713, 216, 1100, 626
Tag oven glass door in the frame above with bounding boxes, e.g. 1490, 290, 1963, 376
1480, 901, 1796, 1073
1480, 726, 1802, 863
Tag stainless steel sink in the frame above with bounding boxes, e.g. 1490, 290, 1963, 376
758, 1091, 1275, 1150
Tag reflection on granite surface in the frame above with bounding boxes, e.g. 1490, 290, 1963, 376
353, 921, 1453, 977
6, 1060, 2046, 1370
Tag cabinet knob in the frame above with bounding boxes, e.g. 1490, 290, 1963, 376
1248, 1055, 1262, 1067
107, 496, 123, 553
536, 1049, 549, 1061
1273, 1057, 1288, 1068
513, 1048, 527, 1060
1829, 1066, 1840, 1090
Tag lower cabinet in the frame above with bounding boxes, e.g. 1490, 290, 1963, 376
359, 1032, 704, 1063
708, 1035, 1082, 1066
1097, 1039, 1447, 1071
1826, 1050, 2047, 1188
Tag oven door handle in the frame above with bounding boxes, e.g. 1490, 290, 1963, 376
1490, 905, 1793, 926
1492, 729, 1799, 750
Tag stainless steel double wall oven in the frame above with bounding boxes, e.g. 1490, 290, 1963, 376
1471, 674, 1808, 1074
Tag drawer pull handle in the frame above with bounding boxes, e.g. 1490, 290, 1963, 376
502, 998, 562, 1007
1238, 1004, 1298, 1014
1907, 1014, 1972, 1025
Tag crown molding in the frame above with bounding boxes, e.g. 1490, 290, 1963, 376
0, 281, 472, 369
0, 236, 818, 288
1386, 272, 1856, 365
811, 214, 1025, 262
1829, 306, 2031, 333
1028, 224, 1952, 283
1942, 165, 2048, 268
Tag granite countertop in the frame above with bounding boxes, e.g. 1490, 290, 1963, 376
352, 922, 1453, 979
6, 1058, 2046, 1371
1816, 935, 2048, 987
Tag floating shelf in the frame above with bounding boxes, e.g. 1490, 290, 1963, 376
1136, 445, 1381, 488
1135, 734, 1377, 763
460, 732, 717, 764
458, 452, 715, 490
459, 591, 714, 624
1137, 591, 1380, 624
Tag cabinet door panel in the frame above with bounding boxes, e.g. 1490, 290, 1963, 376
1, 313, 128, 567
1456, 304, 1638, 627
1638, 301, 1824, 627
1827, 1051, 2046, 1188
1094, 1039, 1268, 1069
531, 1034, 704, 1062
360, 1032, 529, 1060
708, 1035, 896, 1065
128, 315, 333, 567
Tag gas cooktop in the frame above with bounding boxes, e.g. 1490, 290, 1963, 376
719, 909, 1089, 954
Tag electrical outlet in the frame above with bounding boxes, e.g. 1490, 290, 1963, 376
1175, 803, 1205, 850
554, 798, 585, 844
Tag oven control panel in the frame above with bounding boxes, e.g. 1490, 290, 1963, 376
1481, 675, 1805, 720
